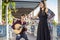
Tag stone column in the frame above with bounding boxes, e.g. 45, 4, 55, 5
0, 0, 2, 24
58, 0, 60, 24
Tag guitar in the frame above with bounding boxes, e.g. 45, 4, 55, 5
13, 24, 27, 34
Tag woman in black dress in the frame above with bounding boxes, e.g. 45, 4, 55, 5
36, 1, 54, 40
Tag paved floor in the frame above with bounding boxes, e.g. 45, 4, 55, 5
0, 37, 7, 40
9, 33, 36, 40
1, 34, 35, 40
0, 33, 60, 40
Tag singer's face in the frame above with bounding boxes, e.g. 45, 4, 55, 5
15, 24, 21, 29
21, 16, 25, 19
40, 2, 44, 8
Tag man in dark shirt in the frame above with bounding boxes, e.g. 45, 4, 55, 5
12, 14, 28, 40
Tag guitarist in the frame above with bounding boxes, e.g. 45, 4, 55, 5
12, 14, 28, 40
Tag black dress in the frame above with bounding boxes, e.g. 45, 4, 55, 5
37, 8, 50, 40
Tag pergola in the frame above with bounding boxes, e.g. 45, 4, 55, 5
9, 0, 47, 18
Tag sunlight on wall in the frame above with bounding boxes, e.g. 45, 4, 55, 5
34, 6, 40, 16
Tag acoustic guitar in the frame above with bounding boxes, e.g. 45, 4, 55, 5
13, 24, 27, 34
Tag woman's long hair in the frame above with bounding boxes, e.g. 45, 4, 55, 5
40, 1, 46, 11
39, 1, 46, 16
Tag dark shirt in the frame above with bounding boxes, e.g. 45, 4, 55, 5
12, 20, 26, 29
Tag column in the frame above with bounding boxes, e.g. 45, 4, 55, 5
0, 0, 2, 24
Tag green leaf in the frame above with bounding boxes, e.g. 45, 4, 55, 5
53, 20, 57, 26
11, 2, 16, 9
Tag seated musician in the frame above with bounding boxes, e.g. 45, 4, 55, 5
12, 14, 28, 40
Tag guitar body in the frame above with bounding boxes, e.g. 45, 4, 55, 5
13, 23, 27, 34
14, 29, 22, 34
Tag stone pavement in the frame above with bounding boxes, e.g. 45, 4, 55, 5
9, 33, 36, 40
